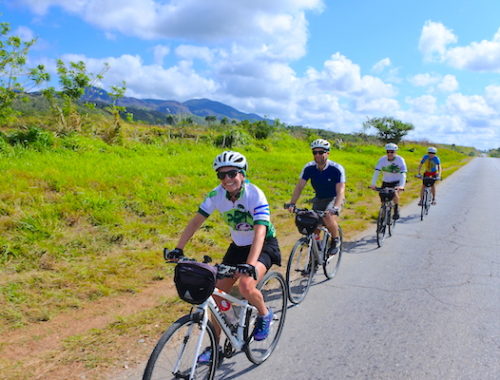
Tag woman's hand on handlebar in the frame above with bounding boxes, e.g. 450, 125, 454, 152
164, 247, 184, 262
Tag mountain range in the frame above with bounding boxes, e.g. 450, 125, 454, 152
83, 87, 267, 123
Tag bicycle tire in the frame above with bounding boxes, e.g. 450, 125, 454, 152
376, 205, 387, 247
286, 238, 314, 304
143, 314, 218, 380
323, 226, 343, 279
420, 190, 427, 221
387, 204, 393, 236
425, 188, 431, 216
244, 271, 287, 365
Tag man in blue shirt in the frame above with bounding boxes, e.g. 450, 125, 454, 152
286, 139, 346, 255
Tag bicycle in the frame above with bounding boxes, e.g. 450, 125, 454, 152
143, 250, 287, 380
285, 207, 343, 305
372, 187, 402, 247
416, 174, 438, 221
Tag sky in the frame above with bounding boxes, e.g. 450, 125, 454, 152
1, 0, 500, 150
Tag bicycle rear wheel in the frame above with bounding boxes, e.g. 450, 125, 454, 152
376, 205, 387, 247
286, 238, 314, 304
244, 271, 287, 365
143, 314, 218, 380
323, 226, 343, 279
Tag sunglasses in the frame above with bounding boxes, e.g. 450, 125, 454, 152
312, 150, 327, 155
216, 169, 241, 180
386, 150, 395, 153
428, 152, 435, 154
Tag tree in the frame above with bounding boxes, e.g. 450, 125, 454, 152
205, 115, 217, 124
0, 21, 49, 124
363, 117, 414, 144
42, 59, 106, 134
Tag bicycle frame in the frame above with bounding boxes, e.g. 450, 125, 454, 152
308, 225, 330, 265
179, 287, 257, 379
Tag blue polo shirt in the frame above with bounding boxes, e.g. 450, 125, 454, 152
300, 160, 346, 199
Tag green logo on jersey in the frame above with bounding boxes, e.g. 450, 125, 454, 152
207, 190, 217, 198
382, 163, 401, 174
222, 209, 253, 231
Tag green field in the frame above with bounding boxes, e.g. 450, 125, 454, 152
0, 125, 472, 378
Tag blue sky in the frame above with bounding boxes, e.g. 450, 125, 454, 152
2, 0, 500, 150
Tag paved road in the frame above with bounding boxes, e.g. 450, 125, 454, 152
118, 157, 500, 380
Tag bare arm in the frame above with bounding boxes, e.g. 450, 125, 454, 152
175, 213, 207, 249
289, 178, 307, 205
246, 224, 266, 267
334, 182, 345, 208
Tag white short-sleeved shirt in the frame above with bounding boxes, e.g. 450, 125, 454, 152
374, 155, 407, 183
198, 181, 276, 247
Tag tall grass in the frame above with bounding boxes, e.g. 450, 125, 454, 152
0, 129, 470, 330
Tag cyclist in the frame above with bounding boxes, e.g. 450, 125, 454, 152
369, 143, 407, 220
170, 151, 281, 362
286, 139, 346, 256
417, 146, 442, 205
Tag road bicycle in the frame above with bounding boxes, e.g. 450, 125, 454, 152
285, 207, 343, 305
372, 187, 401, 247
142, 251, 287, 380
416, 174, 439, 221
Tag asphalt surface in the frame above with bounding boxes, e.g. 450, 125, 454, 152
116, 157, 500, 380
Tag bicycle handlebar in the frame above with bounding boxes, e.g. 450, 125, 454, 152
163, 249, 257, 280
372, 187, 405, 192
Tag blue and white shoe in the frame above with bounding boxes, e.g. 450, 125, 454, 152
253, 308, 273, 341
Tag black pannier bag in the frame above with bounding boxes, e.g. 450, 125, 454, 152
295, 210, 321, 235
378, 188, 395, 202
423, 177, 435, 187
174, 262, 217, 304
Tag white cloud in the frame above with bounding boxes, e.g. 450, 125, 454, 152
419, 21, 457, 62
153, 45, 170, 66
406, 95, 437, 114
305, 53, 396, 99
419, 21, 500, 73
444, 28, 500, 72
409, 73, 458, 93
437, 74, 458, 92
175, 45, 214, 63
372, 58, 391, 73
409, 73, 441, 87
14, 26, 35, 41
18, 0, 323, 61
61, 53, 218, 100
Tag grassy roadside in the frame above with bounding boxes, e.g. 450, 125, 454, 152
0, 126, 472, 379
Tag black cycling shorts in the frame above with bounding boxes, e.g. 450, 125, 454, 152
222, 237, 281, 270
382, 181, 400, 188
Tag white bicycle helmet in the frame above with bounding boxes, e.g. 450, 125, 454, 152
310, 139, 331, 151
428, 146, 437, 153
385, 143, 398, 151
213, 151, 248, 171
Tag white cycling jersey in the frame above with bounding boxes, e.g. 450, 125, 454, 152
371, 155, 407, 187
198, 181, 276, 246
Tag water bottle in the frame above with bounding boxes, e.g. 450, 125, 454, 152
219, 300, 237, 328
314, 230, 323, 251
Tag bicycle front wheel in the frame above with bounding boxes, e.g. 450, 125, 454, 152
143, 314, 218, 380
323, 227, 343, 279
388, 205, 394, 235
376, 206, 387, 247
420, 190, 427, 221
286, 238, 314, 304
244, 271, 287, 365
